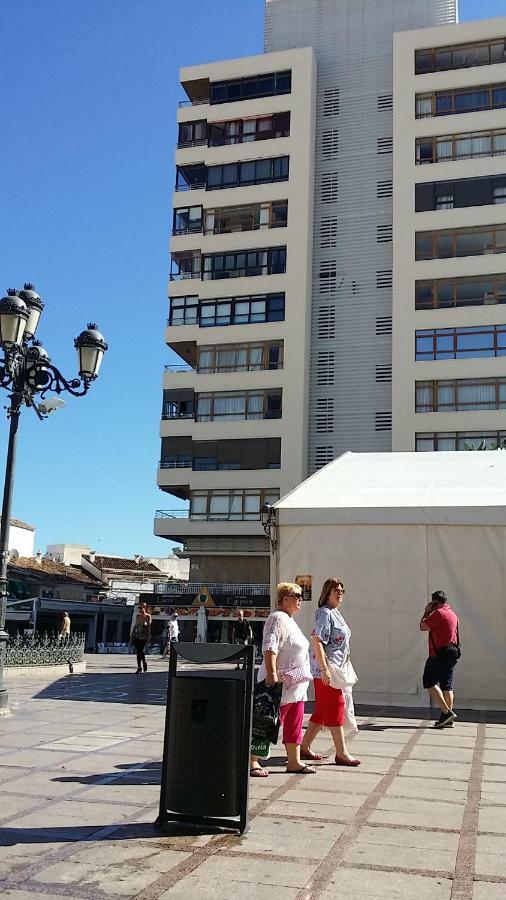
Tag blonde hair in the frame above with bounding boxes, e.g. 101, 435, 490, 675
277, 582, 300, 605
318, 577, 345, 608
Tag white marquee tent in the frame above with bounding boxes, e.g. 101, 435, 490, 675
273, 451, 506, 709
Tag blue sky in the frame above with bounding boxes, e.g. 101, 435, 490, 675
0, 0, 503, 557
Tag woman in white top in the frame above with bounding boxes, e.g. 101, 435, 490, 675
251, 582, 315, 777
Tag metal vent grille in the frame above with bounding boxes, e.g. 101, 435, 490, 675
378, 94, 393, 111
317, 351, 335, 385
319, 260, 337, 295
320, 217, 338, 248
314, 446, 334, 469
318, 305, 336, 339
377, 180, 393, 198
377, 137, 393, 155
322, 129, 339, 159
321, 172, 338, 203
375, 411, 392, 432
377, 270, 393, 289
376, 364, 392, 383
376, 316, 392, 336
323, 87, 340, 117
377, 224, 392, 243
316, 398, 334, 433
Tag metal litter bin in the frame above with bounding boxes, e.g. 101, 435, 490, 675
155, 642, 254, 834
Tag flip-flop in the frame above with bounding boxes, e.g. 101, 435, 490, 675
335, 755, 361, 767
301, 749, 325, 761
250, 767, 269, 778
286, 765, 317, 774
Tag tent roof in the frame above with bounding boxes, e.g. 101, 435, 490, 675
275, 450, 506, 526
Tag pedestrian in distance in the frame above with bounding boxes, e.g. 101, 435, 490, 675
131, 602, 152, 674
250, 582, 314, 778
301, 577, 361, 767
58, 611, 71, 642
420, 590, 460, 728
162, 613, 179, 659
232, 609, 252, 670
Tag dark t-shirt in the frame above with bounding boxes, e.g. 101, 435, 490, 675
234, 620, 251, 642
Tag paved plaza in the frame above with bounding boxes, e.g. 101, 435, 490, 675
0, 656, 505, 899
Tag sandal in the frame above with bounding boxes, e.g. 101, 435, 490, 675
300, 748, 325, 761
250, 767, 269, 778
286, 764, 317, 774
335, 755, 361, 767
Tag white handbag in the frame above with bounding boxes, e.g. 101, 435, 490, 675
327, 658, 358, 690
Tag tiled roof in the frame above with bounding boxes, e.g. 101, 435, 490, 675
83, 555, 162, 574
10, 557, 105, 587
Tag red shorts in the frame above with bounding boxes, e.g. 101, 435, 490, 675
279, 701, 304, 745
310, 678, 345, 727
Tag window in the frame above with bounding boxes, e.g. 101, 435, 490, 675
416, 224, 506, 261
177, 120, 206, 148
199, 292, 284, 327
202, 247, 286, 280
208, 112, 290, 146
175, 164, 206, 191
170, 252, 201, 281
415, 39, 506, 74
416, 379, 506, 413
197, 341, 283, 373
195, 389, 282, 421
416, 128, 506, 165
206, 156, 289, 190
168, 296, 199, 325
205, 200, 287, 235
162, 391, 194, 419
172, 206, 202, 235
416, 175, 506, 213
416, 274, 506, 310
209, 71, 291, 105
416, 431, 506, 451
416, 83, 506, 119
416, 325, 506, 360
190, 489, 280, 521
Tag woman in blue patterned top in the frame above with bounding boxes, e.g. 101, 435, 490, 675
300, 577, 360, 767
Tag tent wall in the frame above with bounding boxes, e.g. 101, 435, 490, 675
276, 523, 506, 709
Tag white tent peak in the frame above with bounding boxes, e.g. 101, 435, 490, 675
275, 450, 506, 525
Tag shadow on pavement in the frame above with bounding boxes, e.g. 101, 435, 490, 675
52, 761, 162, 787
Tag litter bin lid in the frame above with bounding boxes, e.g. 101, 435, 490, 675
174, 642, 248, 664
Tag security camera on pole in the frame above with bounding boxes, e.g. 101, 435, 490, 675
0, 283, 108, 716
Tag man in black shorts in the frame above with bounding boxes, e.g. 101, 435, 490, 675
420, 590, 460, 729
232, 609, 252, 670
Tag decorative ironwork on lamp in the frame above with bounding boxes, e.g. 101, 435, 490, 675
0, 282, 108, 717
260, 503, 277, 554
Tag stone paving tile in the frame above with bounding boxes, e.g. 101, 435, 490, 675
2, 891, 90, 900
409, 745, 474, 763
0, 843, 60, 880
71, 782, 160, 805
265, 799, 355, 822
355, 825, 460, 852
280, 788, 364, 810
345, 841, 456, 874
367, 805, 464, 830
478, 805, 506, 833
472, 882, 506, 899
0, 767, 34, 783
483, 749, 506, 764
481, 783, 506, 802
474, 852, 506, 877
33, 841, 191, 896
296, 772, 381, 794
398, 759, 471, 781
6, 798, 141, 830
0, 732, 50, 749
179, 853, 319, 888
482, 765, 506, 783
0, 793, 45, 821
2, 772, 79, 800
476, 833, 506, 855
321, 867, 453, 898
0, 750, 78, 769
158, 876, 299, 899
385, 776, 467, 803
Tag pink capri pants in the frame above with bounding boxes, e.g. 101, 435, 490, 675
279, 701, 305, 745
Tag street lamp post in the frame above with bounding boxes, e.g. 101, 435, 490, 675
0, 283, 107, 716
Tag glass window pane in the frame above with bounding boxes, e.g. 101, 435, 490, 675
436, 235, 454, 258
437, 282, 454, 307
435, 140, 453, 161
456, 231, 490, 257
492, 86, 506, 108
255, 159, 272, 181
416, 235, 433, 259
435, 93, 452, 114
416, 141, 434, 164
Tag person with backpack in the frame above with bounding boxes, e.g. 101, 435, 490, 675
420, 590, 460, 729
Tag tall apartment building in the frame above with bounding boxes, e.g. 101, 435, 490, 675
393, 16, 506, 451
155, 48, 316, 590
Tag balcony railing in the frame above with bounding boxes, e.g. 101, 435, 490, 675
155, 509, 264, 522
158, 459, 192, 469
155, 509, 190, 518
154, 581, 269, 596
164, 364, 195, 373
178, 98, 209, 108
175, 181, 206, 192
177, 139, 207, 149
169, 270, 201, 281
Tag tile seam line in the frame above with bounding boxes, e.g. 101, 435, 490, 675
293, 720, 429, 900
131, 714, 379, 900
450, 718, 487, 900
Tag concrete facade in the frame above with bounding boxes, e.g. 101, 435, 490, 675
393, 16, 506, 450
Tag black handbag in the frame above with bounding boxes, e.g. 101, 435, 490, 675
252, 681, 282, 744
430, 625, 461, 662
